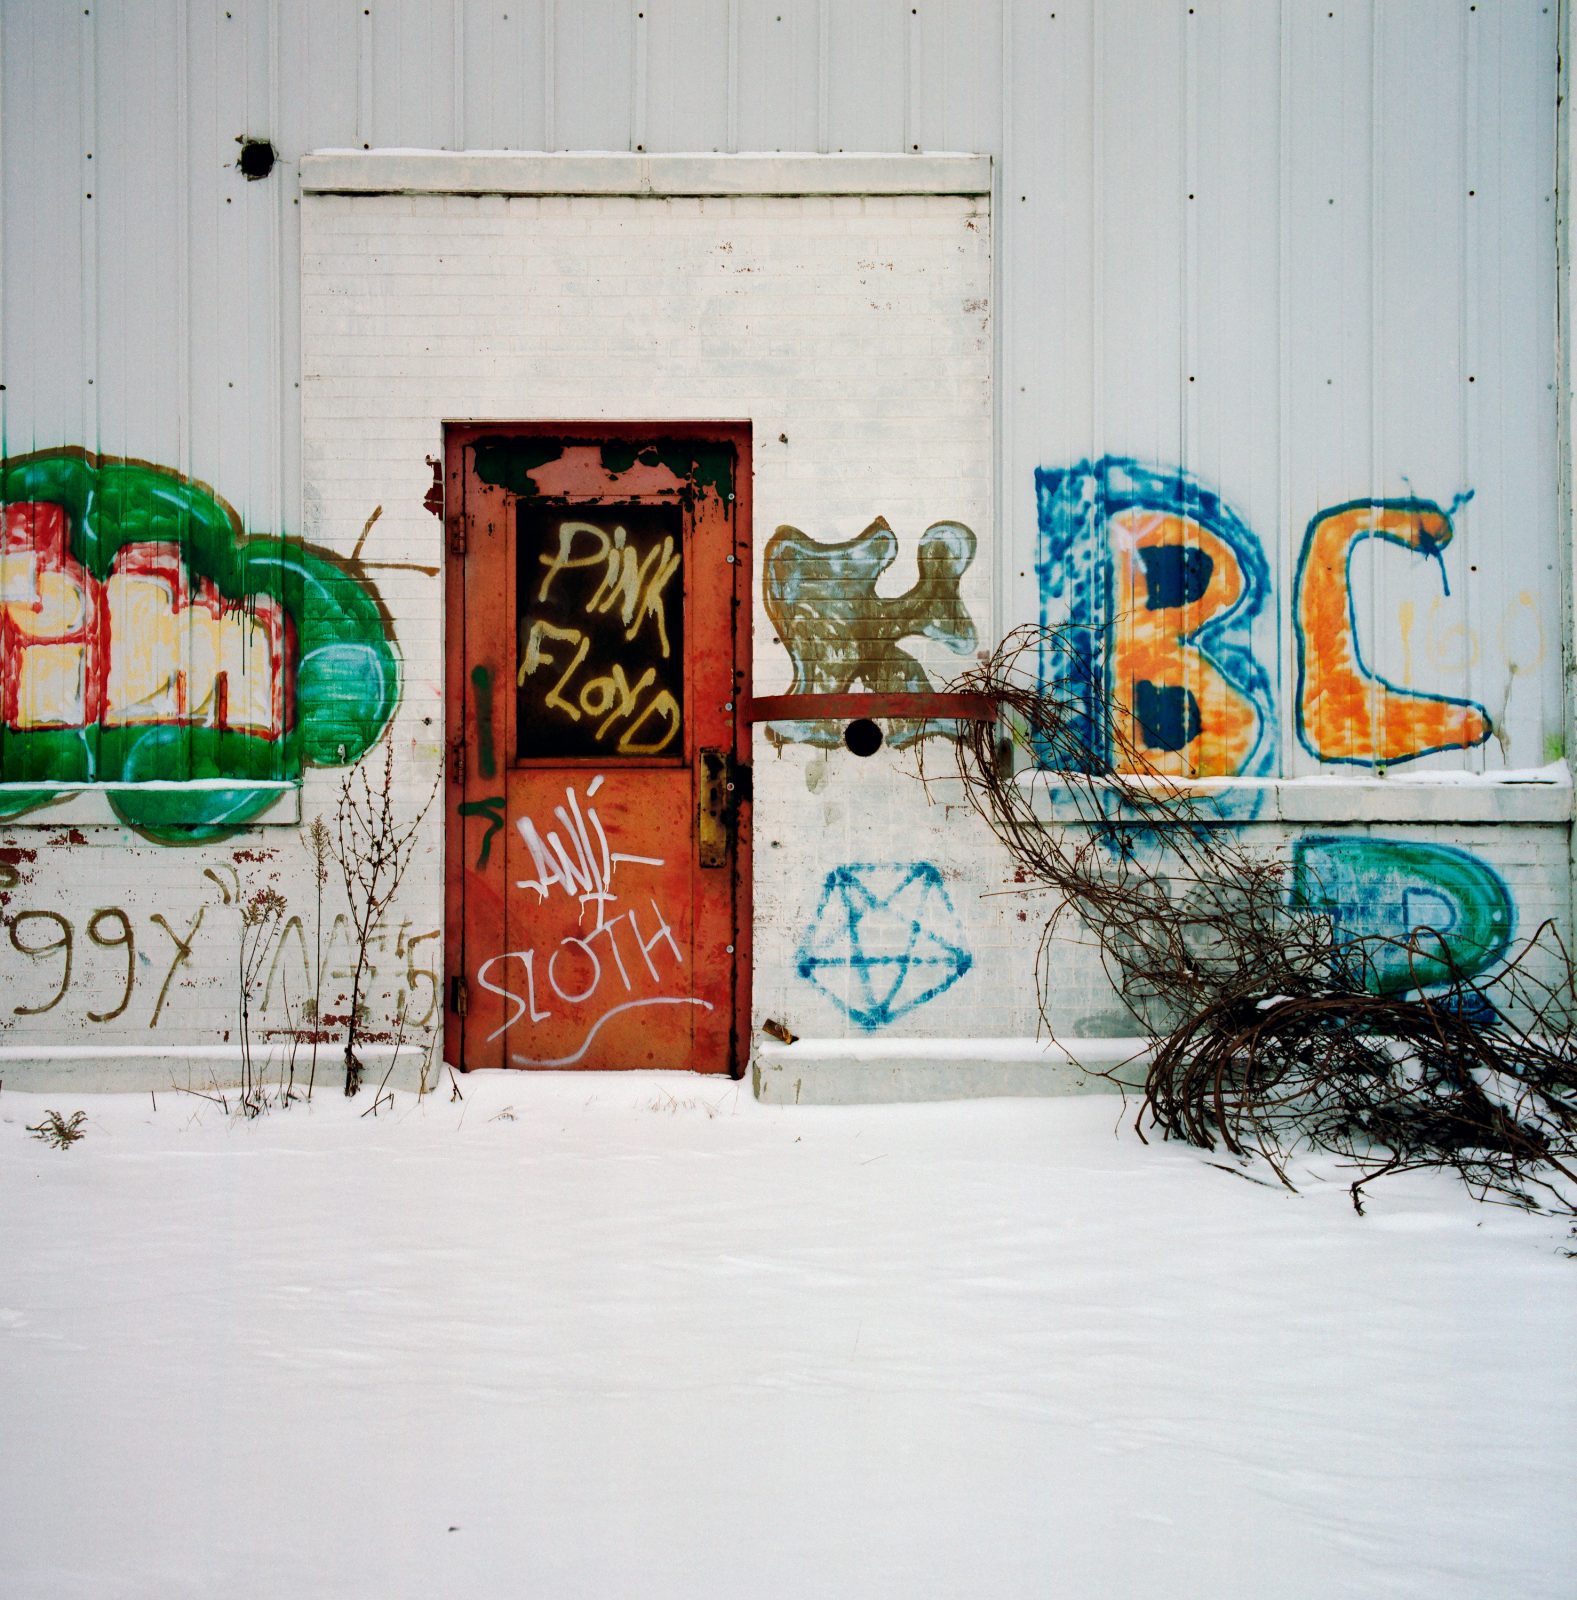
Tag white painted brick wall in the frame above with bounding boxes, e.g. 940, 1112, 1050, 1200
299, 189, 1006, 1051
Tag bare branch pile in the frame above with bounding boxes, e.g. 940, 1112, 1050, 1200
940, 625, 1577, 1217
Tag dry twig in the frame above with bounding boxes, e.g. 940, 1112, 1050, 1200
334, 743, 439, 1096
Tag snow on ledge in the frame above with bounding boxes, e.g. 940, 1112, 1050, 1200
756, 1036, 1149, 1064
300, 149, 993, 198
0, 1043, 430, 1094
752, 1036, 1151, 1105
972, 762, 1575, 825
0, 781, 300, 828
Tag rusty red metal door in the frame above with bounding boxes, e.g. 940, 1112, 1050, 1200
443, 424, 751, 1074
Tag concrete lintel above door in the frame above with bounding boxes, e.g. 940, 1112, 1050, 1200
299, 150, 992, 199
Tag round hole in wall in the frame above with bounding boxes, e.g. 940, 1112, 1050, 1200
844, 718, 883, 758
237, 138, 278, 180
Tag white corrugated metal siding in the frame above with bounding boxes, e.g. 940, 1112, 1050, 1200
0, 0, 1563, 768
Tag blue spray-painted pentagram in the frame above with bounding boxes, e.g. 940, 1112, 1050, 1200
795, 862, 973, 1030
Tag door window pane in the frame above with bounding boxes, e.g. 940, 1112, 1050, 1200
515, 505, 685, 760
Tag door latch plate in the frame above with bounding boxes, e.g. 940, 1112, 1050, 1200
699, 747, 729, 868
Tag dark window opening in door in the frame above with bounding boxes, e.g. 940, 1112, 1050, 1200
515, 503, 685, 762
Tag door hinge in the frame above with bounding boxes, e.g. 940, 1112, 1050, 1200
450, 974, 469, 1016
449, 734, 466, 784
449, 517, 466, 556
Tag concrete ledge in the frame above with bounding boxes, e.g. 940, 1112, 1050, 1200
0, 1043, 434, 1095
918, 769, 1575, 825
0, 781, 300, 828
301, 150, 992, 198
752, 1037, 1150, 1104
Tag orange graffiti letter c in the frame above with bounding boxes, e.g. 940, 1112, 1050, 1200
1295, 500, 1491, 767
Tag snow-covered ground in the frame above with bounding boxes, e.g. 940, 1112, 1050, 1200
2, 1071, 1573, 1600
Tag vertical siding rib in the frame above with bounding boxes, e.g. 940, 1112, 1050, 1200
81, 3, 99, 458
631, 0, 648, 150
552, 0, 634, 152
1088, 0, 1103, 474
734, 1, 821, 153
903, 0, 919, 154
1002, 5, 1092, 636
816, 0, 830, 153
725, 0, 739, 151
1277, 0, 1293, 779
823, 0, 906, 152
92, 0, 181, 469
357, 1, 374, 149
267, 0, 286, 549
452, 0, 465, 148
640, 0, 731, 153
176, 0, 191, 482
1463, 0, 1487, 771
1097, 1, 1186, 466
0, 0, 7, 457
993, 0, 1012, 641
1477, 1, 1563, 769
1366, 0, 1384, 772
544, 0, 556, 148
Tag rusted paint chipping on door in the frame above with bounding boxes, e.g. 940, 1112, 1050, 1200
444, 423, 751, 1074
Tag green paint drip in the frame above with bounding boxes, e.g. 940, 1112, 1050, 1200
458, 794, 506, 869
471, 664, 497, 779
471, 436, 566, 497
601, 440, 734, 503
473, 436, 734, 505
598, 442, 640, 476
680, 441, 735, 503
0, 449, 399, 842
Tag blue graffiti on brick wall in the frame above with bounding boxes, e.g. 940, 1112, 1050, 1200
796, 861, 973, 1029
763, 517, 977, 748
1290, 835, 1514, 1001
1036, 458, 1276, 780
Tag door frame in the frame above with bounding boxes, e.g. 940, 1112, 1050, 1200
441, 419, 753, 1076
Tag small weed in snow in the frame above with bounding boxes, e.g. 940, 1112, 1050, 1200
647, 1088, 736, 1118
26, 1110, 87, 1149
